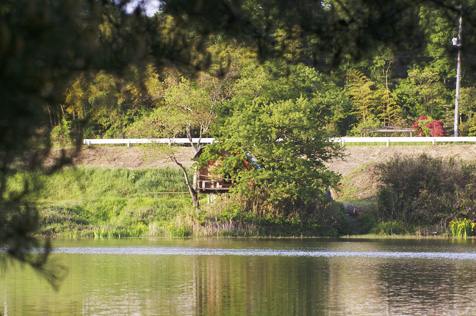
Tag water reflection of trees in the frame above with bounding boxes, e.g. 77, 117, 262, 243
5, 249, 476, 315
192, 255, 330, 315
376, 259, 476, 315
322, 251, 476, 315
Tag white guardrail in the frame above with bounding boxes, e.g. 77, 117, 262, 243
331, 136, 476, 147
83, 138, 215, 147
84, 137, 476, 147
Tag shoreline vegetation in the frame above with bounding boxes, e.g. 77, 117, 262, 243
14, 145, 476, 239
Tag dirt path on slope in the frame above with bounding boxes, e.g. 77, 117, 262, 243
325, 145, 476, 177
47, 146, 197, 169
51, 144, 476, 173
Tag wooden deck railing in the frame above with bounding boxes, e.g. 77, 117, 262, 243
197, 174, 235, 192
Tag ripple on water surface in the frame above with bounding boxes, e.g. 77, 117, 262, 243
51, 246, 476, 260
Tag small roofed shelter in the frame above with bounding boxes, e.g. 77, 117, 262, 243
193, 147, 254, 193
360, 126, 414, 137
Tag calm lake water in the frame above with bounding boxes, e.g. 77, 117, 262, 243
2, 238, 476, 315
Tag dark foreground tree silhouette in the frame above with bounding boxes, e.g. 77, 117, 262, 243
0, 0, 216, 288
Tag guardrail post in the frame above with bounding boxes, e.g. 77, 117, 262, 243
127, 141, 130, 147
432, 138, 435, 145
386, 139, 390, 147
341, 139, 345, 147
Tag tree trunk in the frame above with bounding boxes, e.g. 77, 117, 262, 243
186, 124, 199, 153
172, 157, 199, 208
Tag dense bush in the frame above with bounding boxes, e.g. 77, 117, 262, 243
375, 154, 476, 227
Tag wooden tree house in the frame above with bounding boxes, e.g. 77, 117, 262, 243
193, 147, 254, 193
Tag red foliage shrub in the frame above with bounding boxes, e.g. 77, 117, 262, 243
426, 120, 446, 136
430, 125, 446, 137
426, 120, 444, 130
412, 116, 446, 137
412, 118, 425, 136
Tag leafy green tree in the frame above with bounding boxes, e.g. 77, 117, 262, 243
394, 66, 451, 119
374, 84, 402, 126
127, 106, 201, 207
163, 73, 234, 151
215, 61, 351, 135
162, 0, 440, 70
200, 98, 341, 217
199, 62, 342, 219
125, 86, 201, 205
369, 48, 403, 126
419, 5, 456, 83
348, 71, 377, 123
126, 71, 236, 208
62, 64, 164, 139
459, 87, 476, 135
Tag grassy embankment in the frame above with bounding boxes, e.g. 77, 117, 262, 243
11, 165, 406, 238
8, 166, 348, 238
11, 167, 324, 238
10, 144, 476, 238
8, 167, 193, 237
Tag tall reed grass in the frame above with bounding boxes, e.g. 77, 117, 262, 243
449, 219, 475, 239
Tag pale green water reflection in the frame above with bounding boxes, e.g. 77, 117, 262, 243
2, 238, 476, 315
